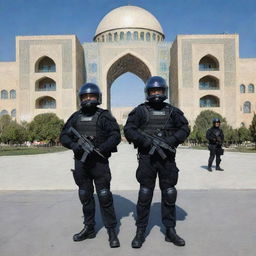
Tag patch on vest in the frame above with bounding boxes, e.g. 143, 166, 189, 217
80, 116, 93, 121
152, 111, 166, 116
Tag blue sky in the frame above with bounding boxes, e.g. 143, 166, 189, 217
0, 0, 256, 107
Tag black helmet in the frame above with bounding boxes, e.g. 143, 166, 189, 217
145, 76, 168, 103
79, 83, 102, 109
212, 118, 221, 123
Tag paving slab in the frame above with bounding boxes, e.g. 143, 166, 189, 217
0, 190, 255, 256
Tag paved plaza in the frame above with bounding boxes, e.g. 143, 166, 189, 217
0, 143, 256, 256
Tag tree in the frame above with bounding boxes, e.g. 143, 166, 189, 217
28, 113, 64, 144
249, 113, 256, 147
1, 121, 28, 144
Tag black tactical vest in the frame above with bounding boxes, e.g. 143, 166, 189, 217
74, 109, 106, 146
140, 104, 176, 138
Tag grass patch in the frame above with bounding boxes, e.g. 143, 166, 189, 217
0, 146, 68, 156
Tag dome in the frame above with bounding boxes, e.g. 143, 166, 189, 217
95, 6, 164, 37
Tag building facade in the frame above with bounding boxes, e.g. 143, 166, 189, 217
0, 5, 256, 127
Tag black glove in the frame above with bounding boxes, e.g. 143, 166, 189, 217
142, 137, 152, 148
71, 143, 84, 159
165, 136, 177, 147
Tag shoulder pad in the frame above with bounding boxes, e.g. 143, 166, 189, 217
172, 106, 184, 115
99, 109, 117, 122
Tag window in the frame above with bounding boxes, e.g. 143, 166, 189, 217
101, 35, 105, 42
199, 55, 219, 71
199, 76, 219, 90
248, 84, 254, 93
200, 95, 220, 107
120, 32, 124, 40
126, 31, 132, 40
240, 84, 245, 93
11, 109, 16, 118
146, 32, 151, 41
160, 62, 167, 72
107, 33, 112, 42
152, 33, 156, 41
140, 32, 144, 41
10, 90, 16, 99
36, 78, 56, 91
0, 110, 8, 116
243, 101, 251, 113
114, 32, 118, 41
1, 90, 8, 99
36, 57, 56, 72
134, 31, 138, 40
36, 97, 56, 109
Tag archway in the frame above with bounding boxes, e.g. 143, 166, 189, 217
106, 53, 151, 110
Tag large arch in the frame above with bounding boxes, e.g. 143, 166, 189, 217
35, 56, 56, 72
106, 53, 152, 109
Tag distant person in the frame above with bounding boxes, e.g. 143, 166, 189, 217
206, 118, 224, 171
124, 76, 190, 248
60, 83, 120, 248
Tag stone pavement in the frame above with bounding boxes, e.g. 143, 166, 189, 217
0, 190, 255, 256
0, 143, 255, 256
0, 143, 256, 190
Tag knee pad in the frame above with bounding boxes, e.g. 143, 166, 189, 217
78, 189, 92, 206
98, 189, 113, 208
163, 187, 177, 206
138, 187, 153, 206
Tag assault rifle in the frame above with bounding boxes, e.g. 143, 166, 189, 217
139, 130, 176, 160
68, 127, 106, 163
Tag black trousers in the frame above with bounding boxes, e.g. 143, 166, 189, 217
135, 153, 179, 228
208, 145, 222, 167
73, 157, 117, 228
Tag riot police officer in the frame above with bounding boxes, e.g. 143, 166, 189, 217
60, 83, 121, 248
124, 76, 190, 248
206, 118, 224, 172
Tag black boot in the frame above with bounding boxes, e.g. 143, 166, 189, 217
216, 166, 224, 171
73, 225, 96, 242
107, 228, 120, 248
208, 166, 213, 172
131, 228, 146, 248
165, 228, 185, 246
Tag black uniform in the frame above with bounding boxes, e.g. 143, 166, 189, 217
60, 107, 121, 228
124, 102, 190, 229
206, 126, 224, 168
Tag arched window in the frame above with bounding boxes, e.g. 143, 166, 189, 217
101, 35, 105, 42
146, 32, 151, 41
1, 90, 8, 99
243, 101, 251, 113
140, 32, 144, 41
248, 84, 254, 93
152, 33, 156, 41
134, 31, 138, 40
0, 110, 8, 116
199, 55, 219, 71
10, 90, 16, 99
35, 56, 56, 72
36, 78, 56, 91
199, 76, 219, 90
240, 84, 246, 93
157, 35, 160, 41
107, 33, 112, 42
11, 109, 16, 118
36, 96, 56, 109
126, 31, 132, 40
114, 32, 118, 41
120, 32, 124, 41
200, 95, 220, 107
